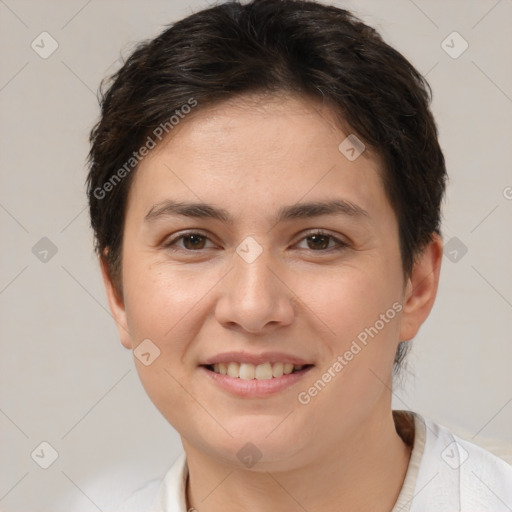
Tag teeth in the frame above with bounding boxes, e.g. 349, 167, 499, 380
227, 362, 240, 378
239, 363, 255, 380
255, 362, 272, 380
283, 363, 294, 374
272, 362, 284, 378
210, 362, 307, 380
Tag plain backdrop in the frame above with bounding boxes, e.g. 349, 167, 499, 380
0, 0, 511, 510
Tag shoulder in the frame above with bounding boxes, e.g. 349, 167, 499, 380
115, 479, 162, 512
115, 453, 188, 512
412, 414, 512, 511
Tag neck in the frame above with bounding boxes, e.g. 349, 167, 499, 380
183, 409, 412, 512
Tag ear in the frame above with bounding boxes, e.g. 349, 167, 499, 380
100, 254, 132, 350
399, 234, 443, 341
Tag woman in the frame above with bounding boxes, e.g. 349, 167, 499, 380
86, 1, 512, 510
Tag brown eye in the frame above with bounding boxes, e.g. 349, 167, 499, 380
297, 231, 348, 252
165, 232, 213, 252
181, 234, 207, 250
306, 234, 331, 250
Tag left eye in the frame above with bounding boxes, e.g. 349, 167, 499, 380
165, 231, 348, 252
296, 232, 348, 251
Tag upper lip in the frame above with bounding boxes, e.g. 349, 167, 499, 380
201, 351, 313, 366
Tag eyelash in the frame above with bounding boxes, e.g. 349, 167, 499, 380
164, 230, 349, 253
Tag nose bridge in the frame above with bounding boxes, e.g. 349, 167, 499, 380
233, 241, 277, 304
215, 239, 294, 332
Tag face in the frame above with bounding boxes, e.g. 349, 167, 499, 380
103, 94, 440, 470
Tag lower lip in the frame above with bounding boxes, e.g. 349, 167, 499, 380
200, 365, 314, 398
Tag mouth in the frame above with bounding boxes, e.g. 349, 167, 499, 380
199, 355, 314, 397
202, 362, 313, 380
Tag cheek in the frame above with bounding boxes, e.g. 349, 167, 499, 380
122, 257, 209, 341
308, 265, 397, 341
305, 260, 403, 403
121, 259, 210, 430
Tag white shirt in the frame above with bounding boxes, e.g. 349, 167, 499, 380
117, 411, 512, 511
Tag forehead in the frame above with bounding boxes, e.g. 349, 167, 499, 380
126, 93, 391, 225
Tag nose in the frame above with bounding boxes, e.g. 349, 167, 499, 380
214, 246, 295, 334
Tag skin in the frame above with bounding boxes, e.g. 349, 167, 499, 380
102, 93, 443, 512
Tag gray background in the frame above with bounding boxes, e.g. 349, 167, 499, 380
0, 0, 511, 510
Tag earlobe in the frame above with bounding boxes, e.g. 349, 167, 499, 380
399, 234, 443, 341
99, 254, 132, 350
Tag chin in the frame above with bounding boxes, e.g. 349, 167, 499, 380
198, 418, 308, 468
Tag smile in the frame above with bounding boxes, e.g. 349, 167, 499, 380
205, 362, 309, 380
201, 362, 314, 398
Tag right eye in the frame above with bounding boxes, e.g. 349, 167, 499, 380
164, 231, 216, 252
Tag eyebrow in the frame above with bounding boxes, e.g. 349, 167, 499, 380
145, 199, 370, 225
